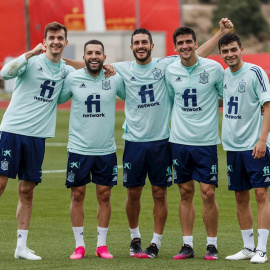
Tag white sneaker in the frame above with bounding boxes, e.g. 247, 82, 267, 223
14, 247, 42, 260
226, 248, 255, 260
250, 250, 268, 264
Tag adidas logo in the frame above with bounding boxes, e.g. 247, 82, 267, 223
80, 83, 86, 88
18, 234, 22, 238
130, 77, 136, 81
37, 67, 43, 72
224, 84, 227, 89
80, 232, 83, 235
175, 76, 182, 82
264, 177, 270, 183
112, 176, 117, 182
210, 176, 217, 181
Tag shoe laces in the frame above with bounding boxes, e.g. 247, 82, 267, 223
207, 245, 218, 254
98, 245, 109, 254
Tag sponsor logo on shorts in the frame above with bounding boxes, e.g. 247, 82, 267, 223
112, 165, 118, 175
263, 166, 270, 176
166, 167, 172, 177
2, 149, 11, 157
67, 172, 75, 183
124, 162, 131, 170
210, 165, 217, 174
70, 162, 80, 169
1, 160, 8, 171
172, 159, 179, 166
264, 177, 270, 183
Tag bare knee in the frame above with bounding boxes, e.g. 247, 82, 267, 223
0, 175, 8, 196
127, 186, 143, 201
71, 187, 85, 206
18, 181, 35, 201
97, 186, 111, 205
201, 188, 216, 203
152, 186, 167, 203
179, 183, 195, 201
255, 188, 269, 205
235, 190, 250, 206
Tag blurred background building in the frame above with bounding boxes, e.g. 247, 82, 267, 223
0, 0, 270, 92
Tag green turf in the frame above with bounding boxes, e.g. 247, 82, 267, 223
0, 110, 269, 269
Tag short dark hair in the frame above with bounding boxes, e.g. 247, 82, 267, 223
84, 40, 105, 54
45, 22, 67, 40
131, 28, 153, 45
218, 34, 242, 51
173, 27, 196, 45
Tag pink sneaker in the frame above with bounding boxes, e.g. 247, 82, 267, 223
70, 246, 85, 259
96, 245, 113, 259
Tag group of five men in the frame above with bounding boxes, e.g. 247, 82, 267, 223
0, 18, 270, 264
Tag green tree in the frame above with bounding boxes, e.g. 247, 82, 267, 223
213, 0, 269, 40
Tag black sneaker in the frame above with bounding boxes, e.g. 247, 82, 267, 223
204, 245, 218, 260
130, 238, 142, 257
140, 243, 159, 258
172, 244, 194, 260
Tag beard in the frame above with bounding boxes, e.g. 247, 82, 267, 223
133, 49, 151, 63
85, 60, 104, 75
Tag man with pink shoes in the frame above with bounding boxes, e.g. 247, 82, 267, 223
58, 40, 125, 260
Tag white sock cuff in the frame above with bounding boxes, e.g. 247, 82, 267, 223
98, 226, 109, 232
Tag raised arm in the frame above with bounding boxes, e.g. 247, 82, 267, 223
1, 43, 46, 79
196, 18, 234, 58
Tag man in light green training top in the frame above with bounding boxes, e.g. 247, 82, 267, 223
58, 40, 125, 260
0, 22, 75, 260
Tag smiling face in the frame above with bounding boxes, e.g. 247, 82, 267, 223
43, 29, 68, 57
174, 34, 198, 66
219, 41, 244, 72
131, 33, 154, 65
84, 44, 106, 77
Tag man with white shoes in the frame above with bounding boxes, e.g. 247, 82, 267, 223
0, 22, 75, 260
219, 33, 270, 264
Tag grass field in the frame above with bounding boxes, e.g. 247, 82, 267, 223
0, 109, 269, 270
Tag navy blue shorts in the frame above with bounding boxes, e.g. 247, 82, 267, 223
171, 143, 218, 186
227, 149, 270, 191
65, 152, 118, 187
0, 131, 45, 182
122, 139, 172, 187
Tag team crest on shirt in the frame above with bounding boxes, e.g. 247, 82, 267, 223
1, 160, 8, 171
152, 68, 162, 80
67, 172, 75, 183
102, 79, 111, 90
199, 71, 209, 84
238, 80, 246, 93
61, 68, 69, 79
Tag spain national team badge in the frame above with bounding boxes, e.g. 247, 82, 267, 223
152, 68, 162, 80
1, 160, 8, 171
61, 68, 69, 79
67, 172, 75, 183
199, 71, 209, 84
102, 79, 111, 90
238, 80, 246, 93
